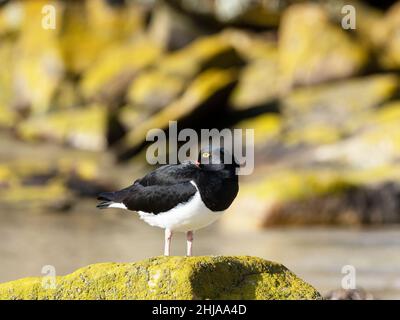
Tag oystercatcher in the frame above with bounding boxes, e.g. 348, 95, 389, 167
97, 148, 239, 256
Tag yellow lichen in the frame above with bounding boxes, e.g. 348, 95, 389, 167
119, 68, 237, 150
0, 256, 321, 300
283, 74, 399, 115
13, 0, 64, 114
17, 104, 107, 151
127, 70, 185, 109
156, 33, 233, 79
279, 3, 367, 86
243, 169, 354, 202
80, 39, 162, 99
59, 0, 144, 74
284, 122, 343, 145
235, 114, 282, 144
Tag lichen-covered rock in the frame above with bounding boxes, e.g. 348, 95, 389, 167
325, 288, 374, 300
117, 68, 237, 157
0, 256, 322, 300
282, 74, 399, 145
127, 70, 185, 112
0, 41, 15, 127
223, 161, 400, 230
0, 1, 24, 36
13, 0, 65, 114
165, 0, 300, 27
234, 114, 282, 146
59, 0, 144, 74
224, 29, 277, 61
279, 4, 367, 87
374, 2, 400, 69
314, 101, 400, 168
156, 33, 243, 80
0, 157, 109, 210
226, 30, 283, 109
222, 168, 356, 230
231, 51, 282, 110
80, 39, 162, 100
17, 104, 107, 151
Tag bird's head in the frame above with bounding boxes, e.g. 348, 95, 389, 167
196, 148, 240, 173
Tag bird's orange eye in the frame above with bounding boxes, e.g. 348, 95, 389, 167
202, 152, 210, 158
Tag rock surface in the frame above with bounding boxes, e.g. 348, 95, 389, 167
0, 256, 321, 300
279, 4, 367, 87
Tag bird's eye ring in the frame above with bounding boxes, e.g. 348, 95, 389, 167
202, 152, 210, 158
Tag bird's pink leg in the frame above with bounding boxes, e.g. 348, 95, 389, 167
186, 231, 193, 256
164, 229, 172, 256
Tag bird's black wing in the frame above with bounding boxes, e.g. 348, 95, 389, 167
97, 162, 199, 214
122, 181, 197, 214
135, 162, 199, 187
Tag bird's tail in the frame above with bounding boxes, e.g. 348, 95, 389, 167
97, 192, 117, 209
96, 200, 113, 209
96, 191, 127, 210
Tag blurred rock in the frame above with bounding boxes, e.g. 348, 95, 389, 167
117, 68, 237, 159
0, 40, 15, 127
0, 0, 23, 36
156, 32, 243, 80
325, 288, 374, 300
12, 0, 64, 114
282, 74, 399, 146
51, 79, 82, 111
234, 114, 282, 146
165, 0, 301, 28
279, 3, 367, 87
17, 104, 107, 151
223, 155, 400, 229
223, 169, 355, 230
148, 2, 210, 50
231, 49, 281, 109
59, 0, 144, 74
0, 160, 71, 211
0, 156, 114, 211
375, 2, 400, 69
313, 100, 400, 168
80, 38, 162, 102
127, 69, 186, 112
224, 30, 285, 110
320, 0, 384, 51
122, 32, 243, 125
224, 29, 277, 61
0, 181, 71, 212
261, 181, 400, 226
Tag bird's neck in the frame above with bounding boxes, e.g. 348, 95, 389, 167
195, 170, 238, 211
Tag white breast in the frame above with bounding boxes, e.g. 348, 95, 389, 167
137, 181, 224, 232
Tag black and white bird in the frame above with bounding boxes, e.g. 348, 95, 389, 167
96, 148, 239, 256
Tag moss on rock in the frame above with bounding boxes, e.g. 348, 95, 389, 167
279, 4, 367, 87
127, 70, 185, 111
117, 68, 237, 154
17, 104, 107, 151
281, 74, 399, 146
80, 39, 162, 100
0, 256, 321, 300
376, 2, 400, 69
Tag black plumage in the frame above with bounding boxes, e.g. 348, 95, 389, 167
97, 148, 239, 256
97, 148, 239, 214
